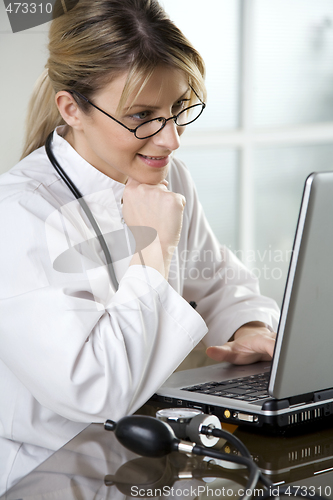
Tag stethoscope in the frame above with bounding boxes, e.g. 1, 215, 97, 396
45, 131, 119, 291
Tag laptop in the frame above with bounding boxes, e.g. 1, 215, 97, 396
226, 425, 333, 483
150, 171, 333, 431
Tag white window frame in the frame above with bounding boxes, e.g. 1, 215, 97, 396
178, 0, 333, 268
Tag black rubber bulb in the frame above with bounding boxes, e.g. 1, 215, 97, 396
105, 415, 180, 457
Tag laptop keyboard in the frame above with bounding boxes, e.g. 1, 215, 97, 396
181, 372, 271, 402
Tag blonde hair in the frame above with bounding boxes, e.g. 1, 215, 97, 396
21, 0, 206, 159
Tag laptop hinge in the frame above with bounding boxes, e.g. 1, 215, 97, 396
262, 392, 314, 411
288, 392, 314, 406
262, 399, 289, 411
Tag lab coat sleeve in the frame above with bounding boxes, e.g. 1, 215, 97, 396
0, 190, 208, 425
171, 159, 280, 346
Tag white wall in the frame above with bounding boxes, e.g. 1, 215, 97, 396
0, 1, 49, 173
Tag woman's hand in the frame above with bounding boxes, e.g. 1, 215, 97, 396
206, 321, 276, 365
122, 177, 186, 278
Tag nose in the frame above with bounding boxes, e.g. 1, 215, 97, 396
152, 118, 181, 152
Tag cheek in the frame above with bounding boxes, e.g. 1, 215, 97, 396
177, 126, 186, 137
92, 125, 135, 158
84, 115, 147, 163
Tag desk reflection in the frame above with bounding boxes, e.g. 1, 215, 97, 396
2, 414, 333, 499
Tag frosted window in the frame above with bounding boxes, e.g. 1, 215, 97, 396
253, 0, 333, 127
253, 144, 333, 306
161, 0, 240, 130
174, 147, 239, 249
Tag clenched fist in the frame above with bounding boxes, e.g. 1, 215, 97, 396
122, 178, 186, 278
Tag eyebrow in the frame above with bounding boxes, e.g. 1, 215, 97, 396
124, 88, 191, 112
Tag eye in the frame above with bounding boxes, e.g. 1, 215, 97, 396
129, 110, 153, 122
172, 99, 190, 114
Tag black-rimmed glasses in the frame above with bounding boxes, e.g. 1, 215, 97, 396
70, 88, 206, 140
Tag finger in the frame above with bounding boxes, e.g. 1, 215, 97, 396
245, 334, 275, 358
206, 345, 233, 362
232, 332, 275, 357
155, 182, 169, 192
206, 345, 267, 365
206, 334, 275, 365
177, 194, 186, 207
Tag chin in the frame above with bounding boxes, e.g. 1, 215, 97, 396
136, 168, 169, 186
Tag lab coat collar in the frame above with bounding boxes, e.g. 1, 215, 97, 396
52, 127, 126, 204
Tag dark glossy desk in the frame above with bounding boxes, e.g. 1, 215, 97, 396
2, 406, 333, 499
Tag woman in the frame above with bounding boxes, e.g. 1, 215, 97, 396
0, 0, 279, 492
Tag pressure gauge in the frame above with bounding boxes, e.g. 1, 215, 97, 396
157, 408, 203, 421
156, 408, 222, 447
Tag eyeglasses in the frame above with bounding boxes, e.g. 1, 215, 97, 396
70, 87, 206, 140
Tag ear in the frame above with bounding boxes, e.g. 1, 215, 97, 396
55, 91, 85, 130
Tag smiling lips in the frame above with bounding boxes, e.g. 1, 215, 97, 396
138, 153, 170, 168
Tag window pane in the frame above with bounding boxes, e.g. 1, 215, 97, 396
253, 143, 333, 306
162, 0, 240, 130
174, 148, 239, 248
254, 0, 333, 127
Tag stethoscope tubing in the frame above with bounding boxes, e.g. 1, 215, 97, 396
45, 132, 119, 290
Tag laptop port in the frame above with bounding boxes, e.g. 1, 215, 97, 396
187, 403, 205, 411
233, 413, 258, 423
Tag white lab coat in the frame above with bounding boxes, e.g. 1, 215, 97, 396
0, 128, 279, 493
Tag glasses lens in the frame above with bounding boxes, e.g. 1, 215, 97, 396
176, 104, 204, 126
135, 103, 205, 139
135, 118, 165, 139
